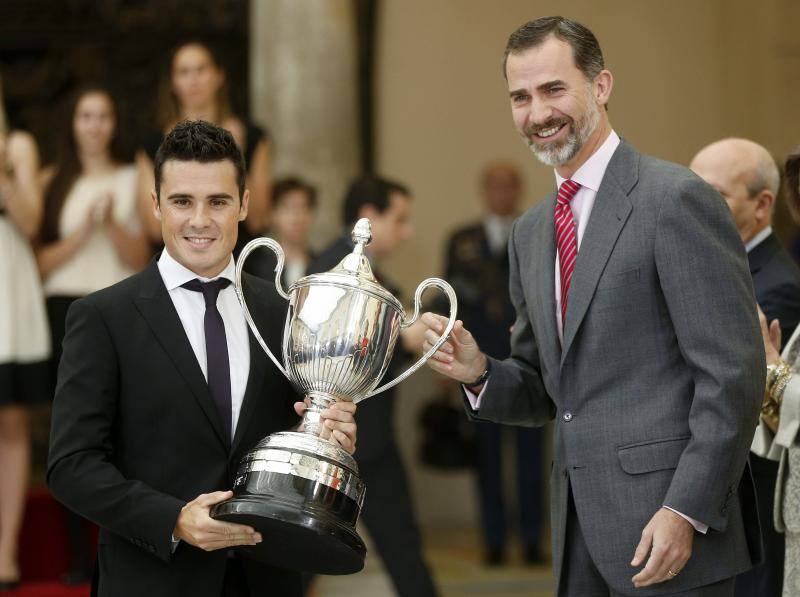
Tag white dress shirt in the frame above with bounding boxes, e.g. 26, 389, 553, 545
157, 249, 250, 440
745, 225, 772, 254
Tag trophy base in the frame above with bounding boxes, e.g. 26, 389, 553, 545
211, 432, 367, 575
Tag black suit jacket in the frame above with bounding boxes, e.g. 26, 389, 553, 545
443, 222, 515, 360
47, 261, 302, 597
749, 232, 800, 349
307, 235, 405, 463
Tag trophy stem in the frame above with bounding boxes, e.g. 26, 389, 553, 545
302, 391, 339, 437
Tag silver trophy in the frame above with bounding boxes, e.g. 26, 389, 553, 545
211, 218, 457, 574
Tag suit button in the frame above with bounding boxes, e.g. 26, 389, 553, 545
563, 412, 573, 422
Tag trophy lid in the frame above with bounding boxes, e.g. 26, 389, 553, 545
293, 218, 404, 313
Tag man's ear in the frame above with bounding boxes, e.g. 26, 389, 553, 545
756, 189, 776, 218
239, 189, 250, 222
594, 70, 613, 107
151, 190, 162, 221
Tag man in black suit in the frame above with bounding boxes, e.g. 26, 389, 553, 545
692, 137, 800, 597
47, 121, 357, 597
443, 163, 544, 565
307, 176, 438, 597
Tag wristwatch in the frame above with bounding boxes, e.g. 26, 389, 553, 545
464, 359, 491, 388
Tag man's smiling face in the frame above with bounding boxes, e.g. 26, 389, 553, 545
153, 159, 249, 278
507, 35, 604, 169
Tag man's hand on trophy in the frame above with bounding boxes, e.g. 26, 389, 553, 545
294, 399, 358, 455
173, 491, 262, 551
420, 313, 487, 385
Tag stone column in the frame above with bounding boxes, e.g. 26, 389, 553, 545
250, 0, 361, 247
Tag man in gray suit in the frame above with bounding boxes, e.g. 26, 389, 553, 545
422, 17, 764, 596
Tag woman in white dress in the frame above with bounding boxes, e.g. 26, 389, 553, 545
36, 86, 147, 583
752, 145, 800, 597
0, 78, 50, 591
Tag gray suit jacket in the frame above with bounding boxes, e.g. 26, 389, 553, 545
471, 140, 764, 595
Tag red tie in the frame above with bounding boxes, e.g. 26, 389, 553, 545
555, 179, 581, 324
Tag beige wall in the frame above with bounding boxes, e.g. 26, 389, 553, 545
376, 0, 800, 292
374, 0, 800, 527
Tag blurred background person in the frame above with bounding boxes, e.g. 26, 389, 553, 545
752, 144, 800, 597
36, 85, 146, 584
691, 138, 800, 597
136, 40, 270, 254
247, 176, 317, 287
307, 176, 438, 597
441, 162, 544, 565
0, 77, 50, 592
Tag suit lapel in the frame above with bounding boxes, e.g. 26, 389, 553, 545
535, 192, 562, 365
134, 262, 229, 449
561, 142, 637, 363
747, 233, 779, 276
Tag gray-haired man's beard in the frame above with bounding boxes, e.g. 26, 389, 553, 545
524, 98, 601, 168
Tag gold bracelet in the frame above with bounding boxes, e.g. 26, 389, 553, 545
772, 369, 793, 405
767, 359, 790, 393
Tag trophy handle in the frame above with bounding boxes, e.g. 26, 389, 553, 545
235, 237, 291, 378
365, 277, 457, 399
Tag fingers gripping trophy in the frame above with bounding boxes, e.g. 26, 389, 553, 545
211, 218, 457, 574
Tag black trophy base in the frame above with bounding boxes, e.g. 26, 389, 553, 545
212, 472, 366, 575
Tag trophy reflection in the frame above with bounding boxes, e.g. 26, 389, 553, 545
211, 218, 457, 574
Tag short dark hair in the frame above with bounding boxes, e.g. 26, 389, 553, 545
502, 16, 604, 81
273, 176, 318, 209
342, 176, 410, 226
153, 120, 246, 201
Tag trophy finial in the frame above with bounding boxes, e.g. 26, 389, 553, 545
352, 218, 372, 249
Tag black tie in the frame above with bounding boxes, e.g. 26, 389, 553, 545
181, 278, 233, 439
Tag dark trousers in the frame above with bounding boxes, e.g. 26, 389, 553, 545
476, 422, 543, 554
734, 453, 783, 597
358, 444, 438, 597
560, 488, 735, 597
222, 555, 250, 597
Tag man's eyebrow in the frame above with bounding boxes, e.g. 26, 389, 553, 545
537, 80, 566, 92
509, 80, 567, 98
165, 193, 235, 200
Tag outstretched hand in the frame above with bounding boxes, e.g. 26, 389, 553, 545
420, 312, 486, 385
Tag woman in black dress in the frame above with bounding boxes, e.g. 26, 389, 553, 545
135, 40, 271, 254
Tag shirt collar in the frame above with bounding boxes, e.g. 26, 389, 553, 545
555, 130, 621, 192
745, 226, 773, 253
158, 248, 236, 291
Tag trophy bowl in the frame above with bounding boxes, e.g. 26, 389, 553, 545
211, 219, 457, 574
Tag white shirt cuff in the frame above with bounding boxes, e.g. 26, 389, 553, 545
462, 378, 489, 410
664, 506, 708, 534
171, 534, 181, 552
